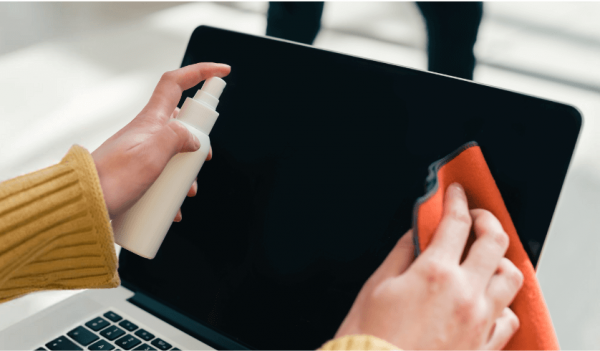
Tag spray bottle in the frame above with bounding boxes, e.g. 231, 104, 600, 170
112, 77, 226, 259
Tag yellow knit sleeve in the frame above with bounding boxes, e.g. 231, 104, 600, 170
0, 145, 119, 303
320, 335, 400, 351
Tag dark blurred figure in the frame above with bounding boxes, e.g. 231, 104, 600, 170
266, 2, 483, 80
266, 2, 325, 45
417, 2, 483, 80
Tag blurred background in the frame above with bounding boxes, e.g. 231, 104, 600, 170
1, 2, 600, 348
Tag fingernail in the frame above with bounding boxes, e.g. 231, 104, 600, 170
194, 136, 201, 150
450, 183, 464, 195
218, 63, 231, 69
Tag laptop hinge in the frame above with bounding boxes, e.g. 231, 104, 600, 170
126, 291, 250, 350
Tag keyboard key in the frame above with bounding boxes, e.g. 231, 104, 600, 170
45, 336, 83, 350
150, 339, 171, 351
100, 325, 126, 341
118, 320, 138, 332
103, 311, 123, 323
115, 335, 142, 350
67, 326, 99, 346
85, 317, 110, 331
134, 329, 154, 342
133, 344, 156, 351
88, 339, 115, 351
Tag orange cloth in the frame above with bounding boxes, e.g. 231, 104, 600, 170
413, 142, 559, 350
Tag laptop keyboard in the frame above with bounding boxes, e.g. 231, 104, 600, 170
38, 310, 181, 351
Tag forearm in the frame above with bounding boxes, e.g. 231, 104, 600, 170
0, 145, 119, 303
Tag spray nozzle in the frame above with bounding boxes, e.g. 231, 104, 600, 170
193, 77, 227, 110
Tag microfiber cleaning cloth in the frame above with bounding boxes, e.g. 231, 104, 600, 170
413, 141, 559, 350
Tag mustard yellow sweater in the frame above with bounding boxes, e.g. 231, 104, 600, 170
0, 145, 398, 350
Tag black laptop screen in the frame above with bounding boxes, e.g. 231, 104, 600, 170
118, 26, 581, 350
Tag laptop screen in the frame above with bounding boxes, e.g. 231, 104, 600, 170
118, 26, 581, 350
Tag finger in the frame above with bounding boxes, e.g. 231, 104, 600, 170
207, 147, 213, 161
187, 179, 198, 197
484, 308, 519, 350
174, 209, 182, 222
170, 107, 180, 119
486, 258, 524, 316
373, 229, 416, 280
153, 120, 201, 164
145, 62, 231, 122
425, 183, 472, 263
462, 209, 509, 286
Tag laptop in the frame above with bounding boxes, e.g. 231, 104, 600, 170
0, 25, 581, 350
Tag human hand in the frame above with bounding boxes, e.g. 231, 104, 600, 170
92, 62, 231, 221
334, 183, 524, 350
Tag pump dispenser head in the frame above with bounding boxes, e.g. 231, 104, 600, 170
177, 77, 226, 134
193, 77, 226, 110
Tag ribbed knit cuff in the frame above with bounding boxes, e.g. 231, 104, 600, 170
320, 335, 400, 350
0, 145, 119, 303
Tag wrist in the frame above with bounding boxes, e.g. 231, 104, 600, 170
92, 151, 118, 219
321, 335, 400, 351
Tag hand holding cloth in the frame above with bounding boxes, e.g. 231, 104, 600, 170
413, 142, 559, 350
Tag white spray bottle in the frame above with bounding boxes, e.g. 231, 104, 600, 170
112, 77, 226, 259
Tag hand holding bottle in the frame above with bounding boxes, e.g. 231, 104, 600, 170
92, 62, 231, 220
